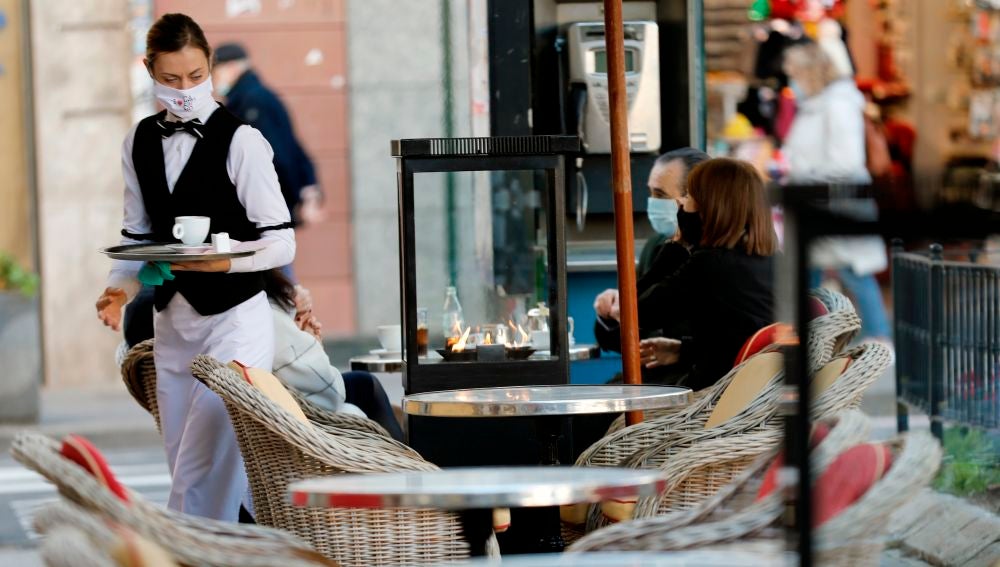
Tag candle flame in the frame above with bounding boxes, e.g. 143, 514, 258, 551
517, 324, 530, 346
504, 320, 531, 347
452, 326, 472, 352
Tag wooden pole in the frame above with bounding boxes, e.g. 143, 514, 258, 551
602, 0, 643, 425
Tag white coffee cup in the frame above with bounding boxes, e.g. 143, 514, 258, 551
211, 232, 231, 253
172, 216, 211, 245
376, 324, 402, 352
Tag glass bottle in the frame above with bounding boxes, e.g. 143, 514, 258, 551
442, 286, 464, 339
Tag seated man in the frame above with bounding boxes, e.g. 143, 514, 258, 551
592, 147, 709, 385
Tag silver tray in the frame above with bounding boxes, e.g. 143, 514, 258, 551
101, 243, 256, 262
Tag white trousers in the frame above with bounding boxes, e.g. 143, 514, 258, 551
154, 291, 274, 521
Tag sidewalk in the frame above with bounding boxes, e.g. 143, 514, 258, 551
0, 385, 159, 457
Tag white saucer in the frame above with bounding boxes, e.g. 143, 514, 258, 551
167, 243, 213, 254
370, 348, 402, 359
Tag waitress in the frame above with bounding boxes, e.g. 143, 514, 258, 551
95, 13, 295, 521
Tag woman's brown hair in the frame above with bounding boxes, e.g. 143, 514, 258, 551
145, 13, 211, 69
687, 158, 777, 256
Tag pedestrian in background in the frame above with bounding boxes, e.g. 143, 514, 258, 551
212, 43, 322, 279
782, 42, 892, 342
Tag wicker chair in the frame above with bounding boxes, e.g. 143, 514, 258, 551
568, 409, 872, 552
568, 429, 942, 567
34, 500, 121, 557
602, 288, 861, 435
812, 286, 857, 315
289, 388, 395, 439
121, 339, 160, 430
11, 431, 335, 567
566, 341, 890, 542
625, 342, 892, 518
190, 355, 479, 566
39, 524, 119, 567
561, 353, 786, 542
34, 501, 181, 567
120, 339, 397, 442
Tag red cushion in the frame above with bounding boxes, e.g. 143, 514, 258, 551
60, 435, 130, 503
808, 296, 829, 319
733, 323, 794, 367
230, 359, 254, 385
755, 422, 834, 500
814, 443, 892, 527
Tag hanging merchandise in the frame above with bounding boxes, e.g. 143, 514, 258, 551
770, 0, 802, 20
771, 0, 845, 22
749, 0, 771, 21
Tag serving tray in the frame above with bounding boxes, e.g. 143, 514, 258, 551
100, 243, 256, 262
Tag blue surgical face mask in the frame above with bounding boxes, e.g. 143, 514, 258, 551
647, 197, 679, 237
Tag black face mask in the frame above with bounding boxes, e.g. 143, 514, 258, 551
677, 209, 703, 248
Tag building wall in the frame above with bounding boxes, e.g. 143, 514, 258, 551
347, 0, 472, 335
0, 0, 33, 269
30, 0, 133, 386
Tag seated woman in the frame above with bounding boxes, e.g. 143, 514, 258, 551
263, 270, 404, 441
636, 158, 778, 391
592, 147, 708, 385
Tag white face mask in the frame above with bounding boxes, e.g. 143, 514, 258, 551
153, 76, 216, 121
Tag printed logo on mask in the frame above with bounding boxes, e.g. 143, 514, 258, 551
153, 77, 214, 121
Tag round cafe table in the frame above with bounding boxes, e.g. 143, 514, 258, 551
290, 466, 669, 558
290, 466, 667, 509
401, 384, 691, 553
403, 384, 690, 465
402, 384, 690, 420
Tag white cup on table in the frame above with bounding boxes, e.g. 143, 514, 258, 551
376, 324, 402, 352
172, 216, 210, 245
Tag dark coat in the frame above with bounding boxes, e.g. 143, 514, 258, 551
224, 70, 316, 223
638, 247, 775, 391
593, 234, 693, 384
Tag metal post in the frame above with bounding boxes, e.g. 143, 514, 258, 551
686, 0, 706, 150
929, 243, 945, 441
778, 193, 812, 567
793, 210, 813, 567
891, 238, 909, 433
440, 0, 458, 287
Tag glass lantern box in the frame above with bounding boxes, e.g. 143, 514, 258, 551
393, 136, 580, 396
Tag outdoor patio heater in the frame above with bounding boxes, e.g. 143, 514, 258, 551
392, 135, 580, 465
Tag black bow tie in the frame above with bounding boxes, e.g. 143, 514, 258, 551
157, 118, 204, 139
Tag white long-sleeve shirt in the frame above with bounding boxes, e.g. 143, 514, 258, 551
107, 103, 295, 301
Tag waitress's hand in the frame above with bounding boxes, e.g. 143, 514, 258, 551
169, 259, 232, 272
639, 337, 682, 368
96, 287, 127, 331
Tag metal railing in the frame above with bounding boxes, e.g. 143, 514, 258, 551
893, 243, 1000, 437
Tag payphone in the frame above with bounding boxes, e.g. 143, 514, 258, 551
566, 21, 661, 154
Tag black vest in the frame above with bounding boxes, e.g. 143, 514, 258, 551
132, 106, 264, 315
